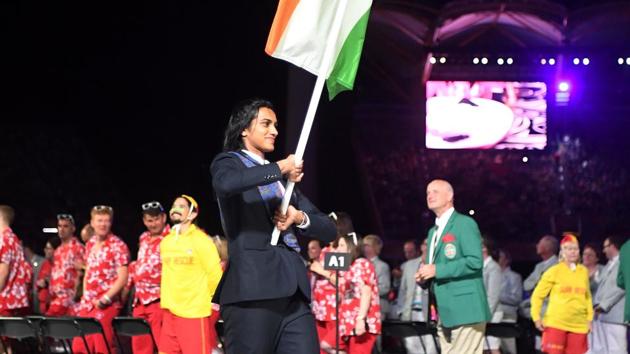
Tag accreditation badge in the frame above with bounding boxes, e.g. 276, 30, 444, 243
444, 243, 457, 259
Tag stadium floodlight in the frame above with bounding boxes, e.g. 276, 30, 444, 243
558, 81, 570, 92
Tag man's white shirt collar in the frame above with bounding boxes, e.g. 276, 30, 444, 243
435, 207, 455, 229
606, 255, 620, 273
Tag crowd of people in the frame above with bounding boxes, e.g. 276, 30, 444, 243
0, 196, 224, 354
362, 136, 630, 247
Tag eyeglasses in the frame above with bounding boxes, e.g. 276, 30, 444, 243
57, 214, 75, 223
142, 201, 164, 212
92, 205, 113, 212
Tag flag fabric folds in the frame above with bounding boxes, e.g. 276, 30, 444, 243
265, 0, 372, 99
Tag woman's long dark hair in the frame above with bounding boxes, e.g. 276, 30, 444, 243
223, 98, 274, 151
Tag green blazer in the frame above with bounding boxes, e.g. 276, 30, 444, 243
427, 210, 491, 328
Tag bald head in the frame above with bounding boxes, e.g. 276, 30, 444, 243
536, 235, 559, 259
426, 179, 454, 216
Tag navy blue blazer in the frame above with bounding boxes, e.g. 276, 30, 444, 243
210, 151, 336, 305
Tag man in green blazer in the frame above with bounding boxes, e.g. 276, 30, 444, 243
416, 179, 491, 354
618, 239, 630, 323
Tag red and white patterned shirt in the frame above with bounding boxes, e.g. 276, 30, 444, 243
312, 246, 339, 321
49, 237, 85, 308
80, 233, 130, 312
0, 228, 32, 310
131, 226, 169, 306
338, 258, 382, 337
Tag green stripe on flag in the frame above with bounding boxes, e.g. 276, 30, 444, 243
326, 10, 371, 100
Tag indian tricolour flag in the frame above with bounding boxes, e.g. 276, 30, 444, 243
265, 0, 372, 99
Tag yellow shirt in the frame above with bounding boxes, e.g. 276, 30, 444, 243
160, 224, 223, 318
531, 262, 593, 333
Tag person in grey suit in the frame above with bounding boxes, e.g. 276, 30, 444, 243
363, 234, 390, 353
482, 238, 503, 354
396, 238, 437, 354
363, 234, 391, 318
497, 249, 522, 354
589, 235, 627, 354
520, 235, 558, 351
520, 235, 559, 319
582, 243, 605, 297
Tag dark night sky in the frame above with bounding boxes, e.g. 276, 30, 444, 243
3, 0, 307, 253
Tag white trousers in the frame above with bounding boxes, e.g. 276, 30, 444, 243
587, 319, 627, 354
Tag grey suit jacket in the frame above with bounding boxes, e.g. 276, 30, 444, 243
371, 256, 391, 317
520, 255, 558, 318
594, 257, 626, 323
397, 257, 429, 321
523, 255, 558, 292
483, 257, 502, 315
499, 267, 523, 319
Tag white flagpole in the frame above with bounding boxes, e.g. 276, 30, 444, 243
271, 0, 349, 245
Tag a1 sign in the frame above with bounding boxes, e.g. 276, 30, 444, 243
324, 252, 351, 271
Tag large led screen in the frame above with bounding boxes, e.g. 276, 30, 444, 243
426, 81, 547, 149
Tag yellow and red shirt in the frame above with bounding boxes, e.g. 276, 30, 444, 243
531, 262, 593, 333
50, 237, 85, 308
160, 224, 222, 318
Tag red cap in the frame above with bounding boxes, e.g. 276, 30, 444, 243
560, 233, 579, 246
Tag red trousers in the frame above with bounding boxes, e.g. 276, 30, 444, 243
132, 301, 163, 354
542, 326, 588, 354
72, 304, 120, 354
316, 320, 338, 354
159, 309, 215, 354
46, 303, 71, 317
347, 333, 377, 354
0, 307, 29, 316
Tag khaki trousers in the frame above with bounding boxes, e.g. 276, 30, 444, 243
437, 321, 486, 354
